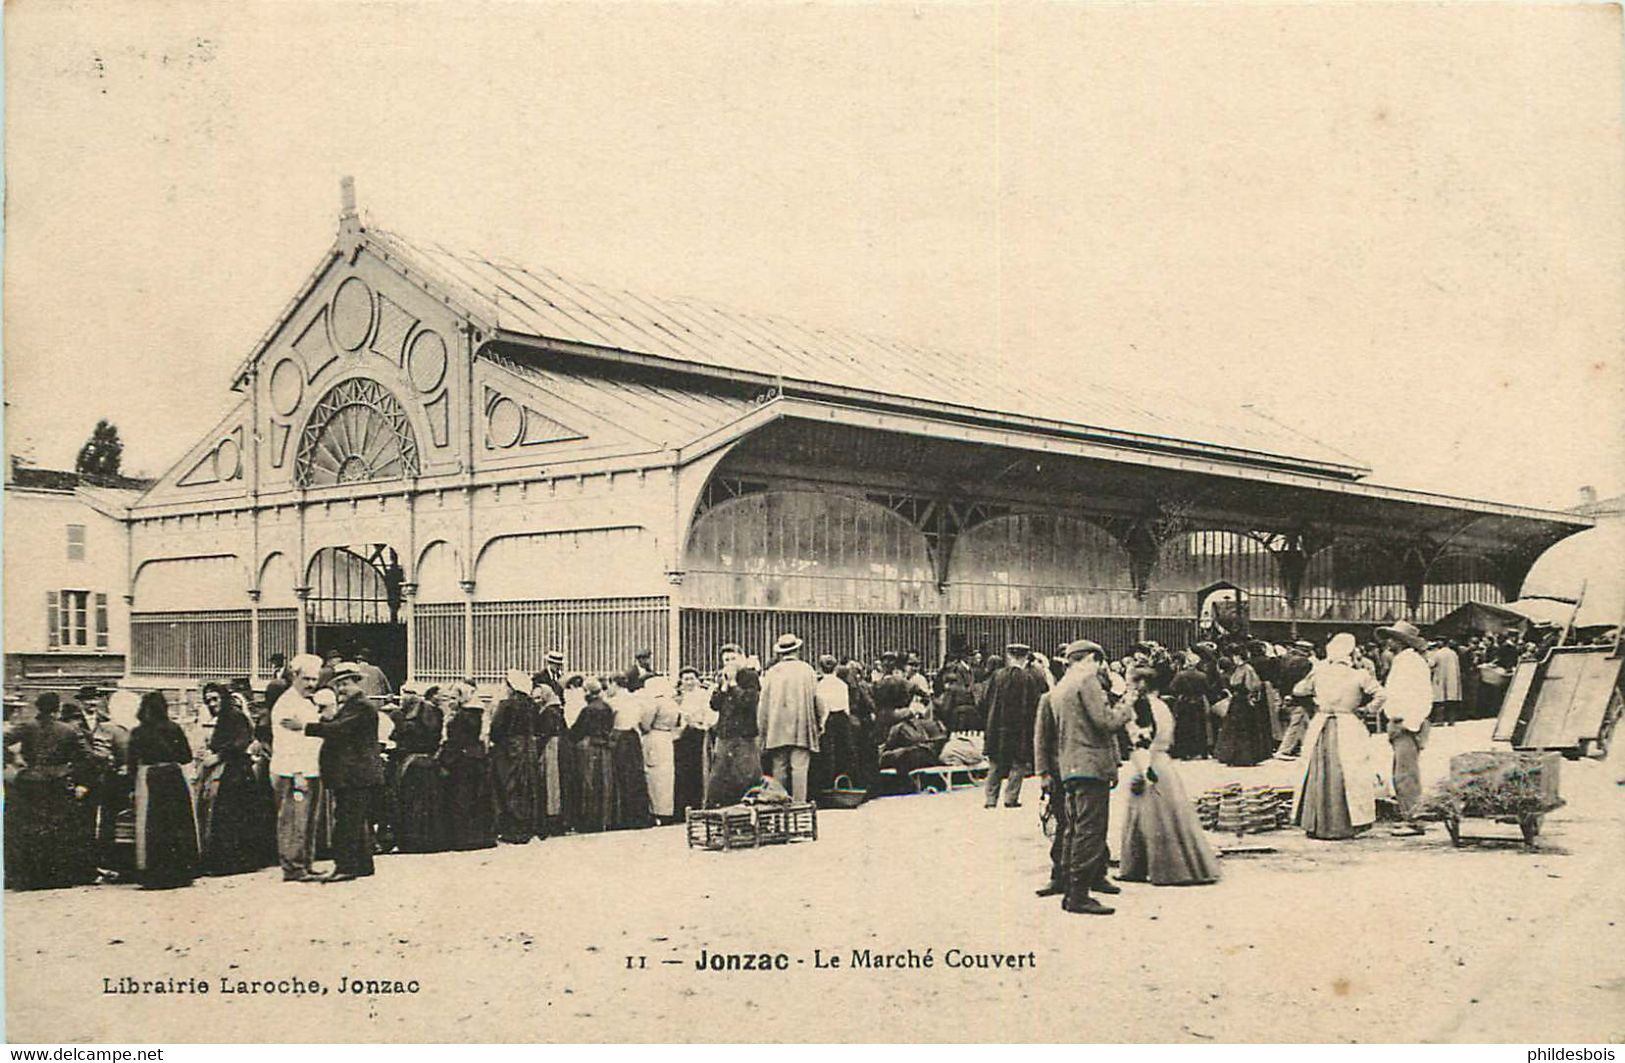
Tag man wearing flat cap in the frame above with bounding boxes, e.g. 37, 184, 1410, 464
288, 662, 383, 881
1035, 639, 1133, 914
903, 652, 931, 701
978, 643, 1048, 809
626, 649, 655, 693
757, 634, 820, 802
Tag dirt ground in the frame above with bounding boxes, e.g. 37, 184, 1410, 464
6, 719, 1622, 1044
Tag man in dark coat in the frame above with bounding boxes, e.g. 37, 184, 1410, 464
533, 651, 567, 703
979, 643, 1047, 809
625, 650, 655, 693
298, 663, 383, 881
72, 687, 131, 880
4, 693, 96, 889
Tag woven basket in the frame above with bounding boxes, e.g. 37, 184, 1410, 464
818, 774, 867, 810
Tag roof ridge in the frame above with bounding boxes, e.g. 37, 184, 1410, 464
364, 221, 1372, 477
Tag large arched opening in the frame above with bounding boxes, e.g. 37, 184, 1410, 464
681, 489, 940, 664
304, 543, 407, 688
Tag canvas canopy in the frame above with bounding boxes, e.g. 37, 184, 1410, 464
1430, 600, 1541, 639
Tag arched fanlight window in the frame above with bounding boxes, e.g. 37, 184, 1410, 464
294, 377, 421, 487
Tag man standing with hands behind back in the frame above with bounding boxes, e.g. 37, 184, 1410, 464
288, 662, 383, 882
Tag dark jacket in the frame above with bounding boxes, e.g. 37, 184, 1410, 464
1169, 667, 1210, 707
709, 683, 759, 741
390, 702, 444, 756
534, 669, 565, 703
490, 694, 539, 744
305, 692, 384, 789
129, 720, 193, 767
1034, 666, 1131, 783
979, 662, 1047, 765
7, 715, 90, 776
209, 703, 255, 757
1278, 653, 1315, 701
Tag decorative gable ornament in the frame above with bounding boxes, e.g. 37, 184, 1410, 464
293, 377, 421, 488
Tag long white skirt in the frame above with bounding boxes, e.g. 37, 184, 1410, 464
642, 729, 676, 817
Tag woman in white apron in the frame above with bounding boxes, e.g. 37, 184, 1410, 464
1291, 633, 1387, 840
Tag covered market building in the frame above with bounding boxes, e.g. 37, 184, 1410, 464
120, 187, 1592, 693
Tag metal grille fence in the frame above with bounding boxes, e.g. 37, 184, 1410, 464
1144, 617, 1199, 653
680, 609, 940, 670
948, 615, 1148, 662
472, 597, 669, 681
413, 602, 465, 684
130, 610, 252, 679
680, 609, 1194, 669
259, 609, 298, 672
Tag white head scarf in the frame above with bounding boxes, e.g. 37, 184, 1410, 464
107, 689, 141, 730
1326, 633, 1357, 664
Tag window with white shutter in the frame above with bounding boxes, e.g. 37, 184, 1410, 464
94, 593, 109, 650
56, 590, 90, 647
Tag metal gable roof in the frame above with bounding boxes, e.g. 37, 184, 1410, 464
364, 225, 1371, 479
485, 353, 760, 452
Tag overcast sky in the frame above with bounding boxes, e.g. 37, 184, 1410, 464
4, 2, 1621, 510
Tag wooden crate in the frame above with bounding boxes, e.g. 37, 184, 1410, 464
752, 802, 818, 845
685, 807, 760, 851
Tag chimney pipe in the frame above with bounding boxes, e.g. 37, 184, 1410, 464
1580, 484, 1598, 506
340, 176, 357, 219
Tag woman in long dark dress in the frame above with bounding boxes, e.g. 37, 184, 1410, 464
669, 668, 707, 819
608, 676, 653, 830
1117, 668, 1221, 886
128, 692, 200, 889
1168, 653, 1212, 760
533, 682, 574, 836
195, 683, 276, 875
4, 692, 96, 890
569, 678, 617, 833
840, 661, 879, 788
436, 686, 495, 851
489, 671, 542, 844
389, 686, 446, 853
704, 664, 762, 808
1211, 651, 1274, 767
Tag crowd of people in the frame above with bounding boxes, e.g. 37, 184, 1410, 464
0, 617, 1563, 901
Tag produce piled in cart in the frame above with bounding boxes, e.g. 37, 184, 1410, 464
1420, 750, 1565, 847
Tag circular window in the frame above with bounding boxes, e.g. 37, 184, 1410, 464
487, 397, 524, 448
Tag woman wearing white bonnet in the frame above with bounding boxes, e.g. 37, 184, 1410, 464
1290, 633, 1388, 840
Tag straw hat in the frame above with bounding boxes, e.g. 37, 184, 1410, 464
1376, 620, 1428, 652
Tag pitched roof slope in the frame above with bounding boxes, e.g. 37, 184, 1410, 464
366, 226, 1369, 479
